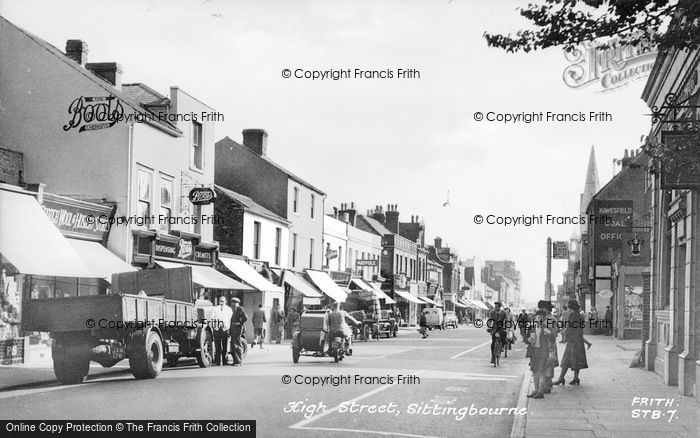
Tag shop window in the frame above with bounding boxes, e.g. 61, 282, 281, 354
192, 121, 203, 170
137, 167, 153, 221
159, 174, 174, 232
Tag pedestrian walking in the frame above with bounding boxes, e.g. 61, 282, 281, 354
418, 312, 428, 338
604, 306, 613, 336
229, 297, 247, 366
538, 300, 558, 393
559, 304, 572, 343
517, 309, 528, 340
271, 304, 284, 344
553, 300, 589, 386
526, 309, 556, 399
210, 296, 232, 366
251, 304, 266, 348
289, 307, 301, 335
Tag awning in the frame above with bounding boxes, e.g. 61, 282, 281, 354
367, 281, 396, 304
155, 261, 253, 290
282, 270, 323, 298
305, 269, 347, 302
0, 189, 93, 277
419, 296, 443, 307
454, 301, 468, 308
469, 299, 490, 310
350, 278, 373, 292
219, 257, 283, 292
460, 298, 479, 309
394, 290, 424, 304
67, 239, 137, 280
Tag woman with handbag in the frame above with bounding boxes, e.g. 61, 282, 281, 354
553, 300, 589, 385
526, 310, 555, 399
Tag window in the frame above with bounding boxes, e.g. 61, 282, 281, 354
253, 221, 261, 259
309, 238, 315, 268
292, 233, 298, 268
338, 246, 342, 271
192, 204, 201, 235
159, 174, 174, 232
293, 187, 299, 213
137, 167, 152, 222
275, 227, 282, 265
192, 121, 203, 170
310, 194, 315, 219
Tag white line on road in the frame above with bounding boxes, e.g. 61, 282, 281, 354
449, 340, 490, 359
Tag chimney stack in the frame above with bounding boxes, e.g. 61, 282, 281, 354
85, 62, 122, 89
65, 40, 88, 66
371, 205, 386, 224
435, 237, 442, 249
242, 129, 268, 156
385, 204, 400, 234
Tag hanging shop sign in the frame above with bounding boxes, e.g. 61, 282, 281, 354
552, 241, 570, 259
188, 187, 216, 205
592, 200, 633, 263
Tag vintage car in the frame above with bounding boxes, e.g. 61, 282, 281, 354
377, 309, 399, 338
443, 311, 458, 329
422, 307, 444, 330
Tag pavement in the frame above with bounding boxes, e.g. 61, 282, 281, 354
513, 334, 700, 438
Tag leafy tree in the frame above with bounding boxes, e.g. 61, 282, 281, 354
484, 0, 700, 53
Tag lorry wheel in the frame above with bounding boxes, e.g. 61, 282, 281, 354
196, 329, 213, 368
129, 331, 163, 379
53, 356, 89, 385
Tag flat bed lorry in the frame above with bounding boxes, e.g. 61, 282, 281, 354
22, 267, 215, 384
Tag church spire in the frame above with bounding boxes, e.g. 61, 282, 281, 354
580, 145, 600, 234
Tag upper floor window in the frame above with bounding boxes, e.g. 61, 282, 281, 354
159, 174, 174, 232
292, 233, 298, 268
253, 221, 261, 259
275, 227, 282, 266
309, 238, 315, 268
192, 121, 203, 170
137, 166, 153, 221
293, 187, 299, 214
310, 194, 315, 219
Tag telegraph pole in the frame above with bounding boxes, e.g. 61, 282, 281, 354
545, 237, 552, 301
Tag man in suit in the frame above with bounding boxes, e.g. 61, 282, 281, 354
230, 297, 247, 366
210, 296, 232, 366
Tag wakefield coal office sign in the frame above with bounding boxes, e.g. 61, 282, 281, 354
592, 200, 633, 263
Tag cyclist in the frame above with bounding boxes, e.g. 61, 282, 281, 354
487, 301, 508, 364
324, 302, 359, 355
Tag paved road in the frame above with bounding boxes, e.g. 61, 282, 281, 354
0, 326, 529, 438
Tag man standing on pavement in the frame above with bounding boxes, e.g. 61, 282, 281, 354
271, 303, 284, 344
230, 297, 247, 366
251, 303, 266, 348
210, 296, 232, 366
538, 300, 558, 393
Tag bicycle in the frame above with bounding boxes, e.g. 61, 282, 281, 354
491, 330, 506, 366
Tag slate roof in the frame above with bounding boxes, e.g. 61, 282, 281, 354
358, 215, 392, 236
215, 185, 290, 225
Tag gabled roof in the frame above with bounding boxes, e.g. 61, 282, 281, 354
1, 16, 182, 137
215, 185, 290, 225
122, 83, 171, 106
218, 137, 326, 195
358, 215, 392, 236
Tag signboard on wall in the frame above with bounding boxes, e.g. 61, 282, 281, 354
593, 200, 633, 263
41, 193, 114, 241
552, 241, 569, 259
356, 259, 378, 267
621, 230, 650, 266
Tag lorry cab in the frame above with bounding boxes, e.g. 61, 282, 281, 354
421, 307, 444, 330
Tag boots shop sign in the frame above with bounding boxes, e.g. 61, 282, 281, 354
188, 187, 216, 205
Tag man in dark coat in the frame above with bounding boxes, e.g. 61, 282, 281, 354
604, 306, 613, 336
230, 297, 248, 366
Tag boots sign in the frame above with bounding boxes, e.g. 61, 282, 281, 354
188, 187, 216, 205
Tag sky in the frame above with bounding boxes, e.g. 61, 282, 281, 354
1, 0, 655, 304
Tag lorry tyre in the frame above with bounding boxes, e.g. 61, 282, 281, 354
53, 356, 89, 385
52, 337, 90, 384
129, 330, 163, 379
196, 328, 213, 368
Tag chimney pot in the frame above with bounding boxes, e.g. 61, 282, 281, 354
65, 39, 89, 66
242, 129, 268, 156
351, 202, 355, 209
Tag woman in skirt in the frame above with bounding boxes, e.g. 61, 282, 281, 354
553, 299, 589, 385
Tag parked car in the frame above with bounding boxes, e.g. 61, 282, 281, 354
443, 311, 458, 329
378, 309, 399, 338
